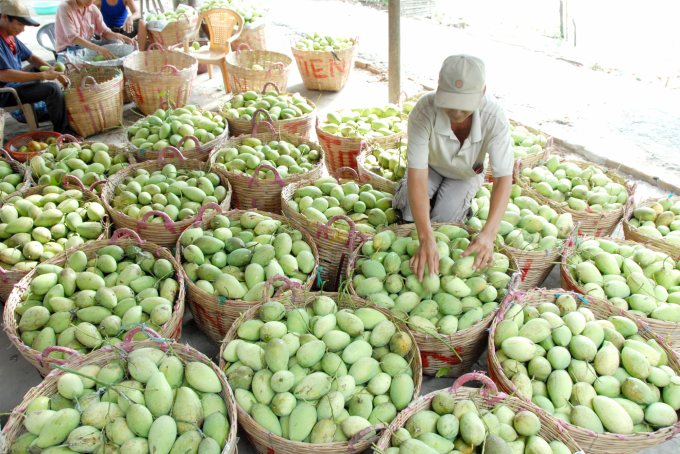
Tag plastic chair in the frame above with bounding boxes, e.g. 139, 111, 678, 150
0, 87, 40, 131
184, 9, 243, 93
37, 23, 58, 61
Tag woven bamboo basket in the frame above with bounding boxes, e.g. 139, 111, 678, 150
222, 84, 317, 139
231, 20, 267, 51
375, 372, 582, 453
560, 235, 680, 351
63, 66, 124, 138
0, 147, 34, 191
281, 168, 388, 291
213, 124, 323, 212
225, 44, 292, 94
355, 142, 401, 194
148, 12, 200, 48
50, 134, 136, 193
0, 336, 237, 454
174, 208, 319, 343
0, 179, 111, 302
0, 111, 5, 147
488, 288, 680, 454
123, 43, 198, 116
291, 38, 358, 91
218, 292, 423, 454
347, 222, 520, 377
623, 197, 680, 261
101, 147, 232, 248
515, 158, 634, 238
2, 228, 185, 376
169, 38, 209, 74
316, 118, 408, 176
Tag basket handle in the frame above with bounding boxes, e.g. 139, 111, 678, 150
334, 166, 359, 181
396, 91, 408, 106
159, 146, 188, 165
36, 346, 82, 368
109, 228, 145, 245
236, 43, 251, 55
250, 107, 274, 126
123, 325, 168, 348
137, 210, 176, 234
176, 136, 202, 155
89, 179, 107, 191
61, 175, 86, 191
56, 134, 80, 146
252, 120, 277, 139
265, 64, 284, 77
0, 148, 15, 161
261, 81, 280, 94
194, 202, 222, 222
624, 196, 635, 221
158, 99, 177, 110
264, 273, 303, 298
176, 12, 190, 21
248, 164, 285, 188
348, 423, 386, 451
159, 65, 181, 76
80, 76, 100, 92
451, 372, 498, 394
63, 62, 81, 74
146, 43, 165, 53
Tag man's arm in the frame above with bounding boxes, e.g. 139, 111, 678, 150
72, 35, 114, 59
408, 168, 439, 282
26, 54, 49, 70
124, 0, 141, 21
0, 68, 61, 83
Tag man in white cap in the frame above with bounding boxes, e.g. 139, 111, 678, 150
0, 0, 79, 135
393, 54, 513, 281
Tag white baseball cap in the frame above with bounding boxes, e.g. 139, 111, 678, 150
435, 54, 486, 111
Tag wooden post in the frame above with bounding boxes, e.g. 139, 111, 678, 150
559, 0, 566, 40
388, 0, 401, 104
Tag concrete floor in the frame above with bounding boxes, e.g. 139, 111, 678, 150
1, 2, 679, 453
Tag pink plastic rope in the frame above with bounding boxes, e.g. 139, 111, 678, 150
56, 134, 79, 146
261, 81, 281, 94
109, 228, 145, 245
175, 136, 202, 155
334, 166, 360, 181
61, 175, 86, 190
248, 164, 285, 188
36, 346, 82, 367
89, 179, 107, 191
348, 423, 385, 451
80, 76, 100, 92
265, 64, 285, 78
159, 146, 188, 164
137, 211, 176, 234
159, 64, 181, 76
0, 148, 15, 161
193, 202, 223, 223
146, 43, 164, 53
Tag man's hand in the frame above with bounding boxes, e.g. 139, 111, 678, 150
40, 68, 62, 81
57, 74, 70, 88
409, 236, 439, 283
123, 16, 134, 33
96, 46, 115, 60
118, 34, 134, 45
462, 230, 496, 271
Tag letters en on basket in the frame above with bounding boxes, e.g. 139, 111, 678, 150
487, 288, 680, 454
218, 291, 423, 454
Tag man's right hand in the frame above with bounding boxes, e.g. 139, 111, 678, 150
41, 68, 62, 81
409, 235, 440, 283
97, 47, 115, 60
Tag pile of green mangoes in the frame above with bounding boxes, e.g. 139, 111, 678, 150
287, 176, 400, 234
295, 33, 356, 51
221, 90, 314, 123
629, 197, 680, 244
518, 157, 628, 212
0, 160, 29, 196
198, 0, 266, 24
352, 226, 511, 336
212, 137, 320, 179
494, 294, 680, 434
465, 184, 574, 251
179, 211, 314, 300
0, 187, 106, 270
319, 105, 407, 140
386, 397, 576, 454
10, 347, 231, 454
109, 164, 229, 222
361, 144, 407, 183
127, 105, 225, 151
29, 141, 132, 190
144, 5, 197, 22
510, 124, 548, 158
565, 237, 680, 322
15, 245, 180, 356
222, 296, 416, 442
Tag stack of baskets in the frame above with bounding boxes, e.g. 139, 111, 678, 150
63, 66, 124, 138
101, 148, 232, 247
225, 44, 292, 94
2, 229, 185, 376
291, 37, 359, 92
223, 83, 316, 139
123, 43, 198, 115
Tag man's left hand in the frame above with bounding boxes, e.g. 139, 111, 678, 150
123, 17, 134, 33
461, 230, 496, 271
118, 34, 134, 45
57, 74, 70, 88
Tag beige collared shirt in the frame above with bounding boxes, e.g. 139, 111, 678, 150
406, 92, 514, 180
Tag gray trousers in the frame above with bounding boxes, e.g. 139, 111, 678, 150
393, 167, 484, 223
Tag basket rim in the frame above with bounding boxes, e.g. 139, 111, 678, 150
622, 197, 680, 259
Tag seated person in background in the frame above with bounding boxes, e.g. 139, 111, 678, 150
55, 0, 133, 61
95, 0, 147, 51
0, 0, 79, 136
